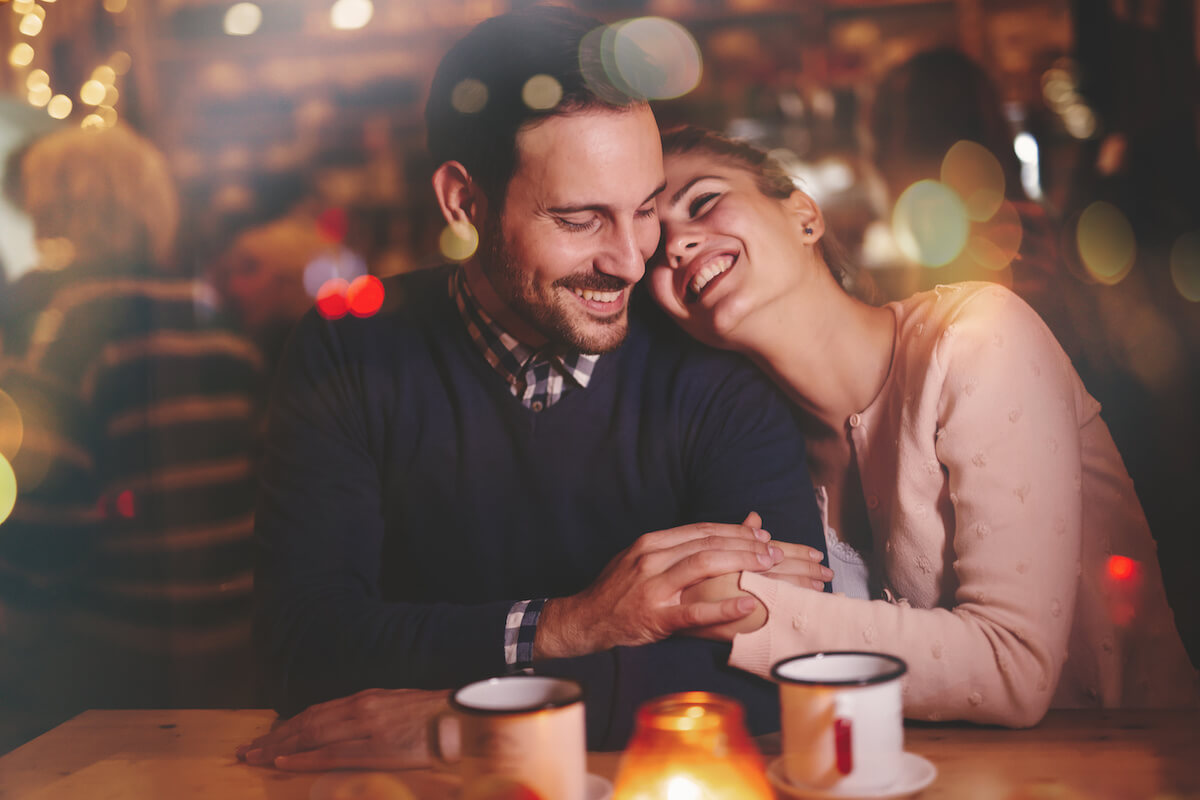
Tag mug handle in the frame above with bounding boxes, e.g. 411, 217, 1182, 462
833, 694, 853, 775
426, 710, 460, 769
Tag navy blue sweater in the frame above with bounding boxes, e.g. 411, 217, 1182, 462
255, 266, 825, 748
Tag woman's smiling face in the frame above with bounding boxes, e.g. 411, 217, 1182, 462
649, 149, 815, 347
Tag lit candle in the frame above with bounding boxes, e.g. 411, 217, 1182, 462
612, 692, 773, 800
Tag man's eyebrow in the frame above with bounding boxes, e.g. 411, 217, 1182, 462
546, 181, 668, 215
670, 175, 721, 206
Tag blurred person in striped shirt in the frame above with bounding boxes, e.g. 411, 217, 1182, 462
0, 124, 262, 744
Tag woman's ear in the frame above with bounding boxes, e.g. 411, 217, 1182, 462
784, 190, 825, 243
431, 161, 488, 237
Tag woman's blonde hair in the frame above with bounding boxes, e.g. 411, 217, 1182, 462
20, 123, 179, 268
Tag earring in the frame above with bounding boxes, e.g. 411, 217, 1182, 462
804, 227, 814, 235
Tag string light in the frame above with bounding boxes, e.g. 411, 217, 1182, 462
19, 13, 44, 37
9, 43, 35, 67
330, 0, 373, 31
47, 94, 72, 119
80, 79, 106, 105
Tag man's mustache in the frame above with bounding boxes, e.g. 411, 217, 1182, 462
555, 274, 632, 292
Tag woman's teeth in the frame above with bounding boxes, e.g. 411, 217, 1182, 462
690, 255, 734, 296
573, 288, 622, 303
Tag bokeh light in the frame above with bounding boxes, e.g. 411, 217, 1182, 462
47, 94, 72, 120
965, 200, 1023, 271
103, 0, 128, 12
12, 0, 38, 14
1076, 201, 1135, 285
95, 105, 118, 126
81, 114, 105, 130
80, 79, 106, 105
450, 78, 488, 114
102, 85, 119, 106
19, 12, 44, 36
115, 489, 136, 519
223, 3, 262, 37
0, 390, 23, 462
26, 69, 50, 90
602, 17, 702, 100
522, 74, 563, 111
92, 64, 117, 86
439, 223, 479, 263
303, 248, 367, 298
1063, 104, 1097, 139
330, 0, 373, 31
316, 279, 351, 320
891, 180, 969, 268
0, 454, 15, 527
940, 140, 1005, 222
1107, 555, 1136, 582
1168, 231, 1200, 302
347, 275, 385, 318
26, 84, 51, 108
9, 43, 35, 68
109, 51, 132, 75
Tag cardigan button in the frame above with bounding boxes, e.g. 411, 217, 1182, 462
531, 400, 544, 412
866, 495, 879, 510
848, 413, 862, 428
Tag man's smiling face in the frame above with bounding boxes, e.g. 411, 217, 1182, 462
478, 104, 665, 354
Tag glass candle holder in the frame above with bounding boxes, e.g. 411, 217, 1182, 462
612, 692, 773, 800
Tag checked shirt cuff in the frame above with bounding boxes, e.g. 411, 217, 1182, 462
504, 598, 546, 673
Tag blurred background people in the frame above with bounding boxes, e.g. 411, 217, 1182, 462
0, 124, 261, 751
210, 213, 332, 385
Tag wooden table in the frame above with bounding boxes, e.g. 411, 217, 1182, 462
0, 709, 1197, 799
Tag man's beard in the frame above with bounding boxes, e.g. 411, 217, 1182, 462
479, 219, 632, 354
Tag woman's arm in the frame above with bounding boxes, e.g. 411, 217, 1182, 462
729, 287, 1087, 727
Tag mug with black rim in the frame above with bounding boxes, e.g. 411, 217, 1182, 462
771, 651, 908, 793
428, 675, 587, 800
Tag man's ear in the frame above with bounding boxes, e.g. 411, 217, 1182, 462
431, 161, 488, 234
784, 189, 825, 243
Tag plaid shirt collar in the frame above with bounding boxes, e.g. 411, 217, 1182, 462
450, 268, 598, 406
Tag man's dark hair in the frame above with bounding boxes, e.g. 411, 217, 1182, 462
425, 5, 640, 208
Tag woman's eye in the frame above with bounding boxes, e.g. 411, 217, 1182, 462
635, 205, 657, 219
688, 192, 719, 217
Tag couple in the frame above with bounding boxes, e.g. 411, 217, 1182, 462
242, 5, 1197, 770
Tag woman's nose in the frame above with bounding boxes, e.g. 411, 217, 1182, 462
663, 229, 701, 268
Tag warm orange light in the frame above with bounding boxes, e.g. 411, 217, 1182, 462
613, 693, 773, 800
1107, 555, 1136, 582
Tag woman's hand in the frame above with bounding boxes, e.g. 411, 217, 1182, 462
680, 542, 831, 641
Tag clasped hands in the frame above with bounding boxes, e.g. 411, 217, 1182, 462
238, 512, 830, 771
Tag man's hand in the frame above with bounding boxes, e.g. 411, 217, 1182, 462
679, 541, 832, 641
236, 688, 451, 771
533, 512, 785, 659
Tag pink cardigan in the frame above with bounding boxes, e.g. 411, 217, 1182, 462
730, 283, 1199, 726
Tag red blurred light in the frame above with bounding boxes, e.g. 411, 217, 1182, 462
316, 207, 348, 243
1107, 555, 1136, 581
316, 278, 350, 319
115, 490, 136, 519
347, 275, 384, 318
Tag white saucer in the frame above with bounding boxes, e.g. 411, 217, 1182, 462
766, 753, 937, 800
586, 772, 614, 800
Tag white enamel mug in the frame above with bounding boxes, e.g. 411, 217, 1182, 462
772, 652, 908, 793
428, 675, 587, 800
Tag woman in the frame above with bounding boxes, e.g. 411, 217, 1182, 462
652, 126, 1199, 726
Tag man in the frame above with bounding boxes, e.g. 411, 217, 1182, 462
248, 6, 826, 760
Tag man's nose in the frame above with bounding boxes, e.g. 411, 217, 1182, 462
601, 221, 648, 283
